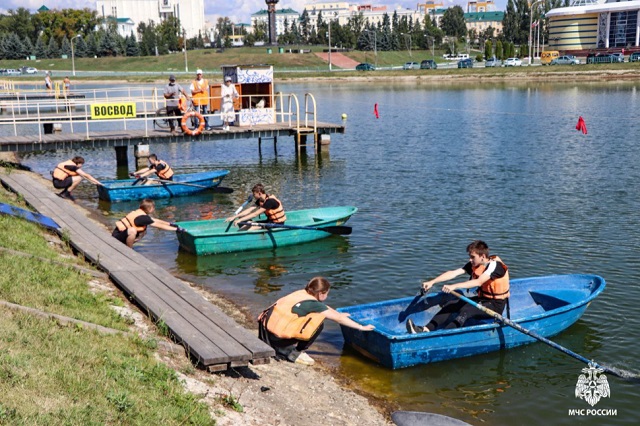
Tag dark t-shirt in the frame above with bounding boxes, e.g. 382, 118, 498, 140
257, 198, 280, 210
152, 163, 167, 173
291, 299, 328, 316
132, 215, 154, 228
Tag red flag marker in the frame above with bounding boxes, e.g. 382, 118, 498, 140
374, 103, 379, 119
575, 116, 587, 135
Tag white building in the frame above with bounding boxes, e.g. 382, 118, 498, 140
95, 0, 206, 39
251, 8, 301, 37
303, 1, 425, 29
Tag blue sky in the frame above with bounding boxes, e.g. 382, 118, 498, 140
1, 1, 508, 26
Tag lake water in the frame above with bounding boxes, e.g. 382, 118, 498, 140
17, 80, 640, 425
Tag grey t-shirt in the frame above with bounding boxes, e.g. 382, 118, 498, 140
164, 83, 184, 107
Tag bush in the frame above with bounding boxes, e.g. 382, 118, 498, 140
475, 54, 484, 62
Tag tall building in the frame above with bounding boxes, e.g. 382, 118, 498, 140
95, 0, 206, 39
546, 0, 640, 52
251, 8, 300, 37
467, 1, 496, 13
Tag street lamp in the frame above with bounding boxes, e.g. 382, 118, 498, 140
327, 12, 338, 72
183, 29, 188, 73
70, 34, 81, 77
364, 29, 377, 68
528, 0, 544, 65
400, 33, 412, 58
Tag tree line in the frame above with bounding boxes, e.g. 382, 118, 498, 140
0, 3, 567, 60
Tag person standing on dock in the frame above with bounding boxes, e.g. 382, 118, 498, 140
63, 76, 71, 92
221, 75, 239, 131
163, 75, 190, 134
406, 240, 510, 334
131, 154, 174, 182
190, 69, 212, 131
44, 72, 52, 91
225, 183, 286, 229
258, 276, 375, 366
112, 199, 183, 248
51, 156, 102, 201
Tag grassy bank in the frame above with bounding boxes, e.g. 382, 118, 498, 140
0, 186, 214, 425
3, 46, 640, 83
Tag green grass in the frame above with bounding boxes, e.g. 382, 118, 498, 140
0, 186, 214, 425
1, 46, 635, 82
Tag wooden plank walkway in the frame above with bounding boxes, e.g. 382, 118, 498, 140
0, 122, 345, 153
0, 169, 275, 371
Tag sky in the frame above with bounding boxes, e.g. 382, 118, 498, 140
0, 1, 509, 26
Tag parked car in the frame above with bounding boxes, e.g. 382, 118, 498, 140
587, 53, 622, 64
420, 59, 437, 69
551, 55, 580, 65
5, 69, 21, 76
457, 58, 473, 68
611, 53, 625, 62
504, 57, 523, 67
403, 61, 419, 70
355, 62, 375, 71
630, 52, 640, 62
485, 57, 501, 67
22, 66, 38, 74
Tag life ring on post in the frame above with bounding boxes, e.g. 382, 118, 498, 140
181, 111, 205, 136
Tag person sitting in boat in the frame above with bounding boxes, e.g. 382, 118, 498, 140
51, 156, 102, 201
258, 276, 375, 366
225, 183, 286, 230
112, 198, 183, 248
131, 154, 174, 183
406, 240, 510, 333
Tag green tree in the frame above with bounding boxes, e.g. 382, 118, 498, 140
1, 33, 25, 59
60, 35, 72, 57
138, 21, 158, 56
75, 36, 88, 58
485, 40, 492, 59
34, 34, 47, 58
157, 15, 180, 52
46, 36, 60, 58
7, 8, 35, 43
496, 40, 504, 60
125, 33, 139, 56
440, 6, 467, 38
85, 33, 99, 57
97, 27, 119, 57
22, 36, 35, 58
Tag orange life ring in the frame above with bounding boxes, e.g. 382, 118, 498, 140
181, 111, 205, 136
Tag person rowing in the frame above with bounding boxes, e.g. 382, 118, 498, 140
130, 154, 174, 184
224, 183, 285, 230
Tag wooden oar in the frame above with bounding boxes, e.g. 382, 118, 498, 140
237, 221, 352, 235
449, 291, 624, 377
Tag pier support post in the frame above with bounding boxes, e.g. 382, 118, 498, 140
115, 146, 128, 168
317, 134, 330, 152
134, 144, 150, 169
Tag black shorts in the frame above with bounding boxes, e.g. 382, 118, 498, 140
112, 228, 128, 244
52, 177, 72, 190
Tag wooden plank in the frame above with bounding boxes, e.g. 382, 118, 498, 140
110, 271, 248, 365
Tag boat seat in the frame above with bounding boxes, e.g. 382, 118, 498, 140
312, 217, 324, 222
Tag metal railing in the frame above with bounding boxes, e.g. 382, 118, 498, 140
0, 85, 317, 142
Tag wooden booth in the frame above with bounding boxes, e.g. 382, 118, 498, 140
209, 64, 275, 126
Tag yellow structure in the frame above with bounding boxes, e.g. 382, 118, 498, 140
467, 1, 496, 13
417, 1, 444, 14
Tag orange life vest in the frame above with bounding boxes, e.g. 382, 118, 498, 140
52, 160, 79, 180
264, 290, 326, 340
155, 161, 174, 180
115, 209, 148, 233
260, 195, 286, 223
191, 78, 209, 106
473, 255, 510, 299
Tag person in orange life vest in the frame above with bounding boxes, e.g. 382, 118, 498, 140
225, 183, 286, 230
51, 156, 102, 201
190, 69, 212, 130
258, 277, 375, 366
131, 154, 174, 182
111, 198, 183, 248
406, 240, 510, 334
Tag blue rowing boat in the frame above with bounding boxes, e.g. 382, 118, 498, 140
96, 170, 229, 202
337, 274, 605, 369
176, 206, 357, 255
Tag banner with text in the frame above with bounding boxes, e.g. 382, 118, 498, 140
91, 102, 136, 120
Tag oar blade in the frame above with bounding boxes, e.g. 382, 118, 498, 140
320, 225, 352, 235
211, 186, 234, 194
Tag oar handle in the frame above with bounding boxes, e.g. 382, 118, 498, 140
234, 195, 253, 215
449, 291, 621, 377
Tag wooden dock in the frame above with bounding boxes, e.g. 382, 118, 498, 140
0, 169, 275, 371
0, 122, 345, 153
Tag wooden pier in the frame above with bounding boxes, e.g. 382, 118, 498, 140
0, 169, 275, 371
